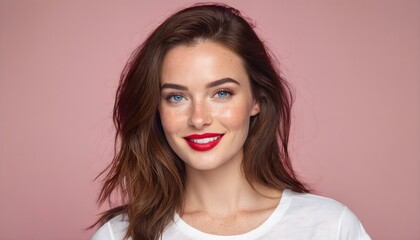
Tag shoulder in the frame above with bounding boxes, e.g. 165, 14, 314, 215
91, 214, 129, 240
285, 190, 347, 217
337, 207, 371, 239
282, 190, 371, 239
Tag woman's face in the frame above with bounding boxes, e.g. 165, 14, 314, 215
159, 41, 260, 171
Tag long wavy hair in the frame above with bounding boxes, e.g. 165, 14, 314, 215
94, 3, 309, 240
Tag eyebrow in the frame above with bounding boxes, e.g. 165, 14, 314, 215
160, 78, 240, 91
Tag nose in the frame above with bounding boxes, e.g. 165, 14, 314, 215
188, 101, 212, 129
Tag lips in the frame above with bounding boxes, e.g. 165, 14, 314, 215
184, 133, 224, 151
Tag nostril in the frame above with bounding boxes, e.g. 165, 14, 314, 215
188, 104, 212, 129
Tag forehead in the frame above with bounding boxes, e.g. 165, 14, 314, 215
160, 41, 249, 85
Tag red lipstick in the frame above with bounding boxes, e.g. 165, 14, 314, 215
184, 133, 223, 151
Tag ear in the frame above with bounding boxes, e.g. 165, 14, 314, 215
250, 99, 260, 116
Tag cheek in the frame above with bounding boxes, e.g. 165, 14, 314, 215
215, 103, 251, 130
159, 107, 184, 135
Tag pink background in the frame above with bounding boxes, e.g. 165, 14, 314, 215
1, 1, 419, 239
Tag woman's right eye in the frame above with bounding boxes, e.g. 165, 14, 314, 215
167, 94, 185, 103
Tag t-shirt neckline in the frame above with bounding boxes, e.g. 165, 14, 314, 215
172, 189, 292, 240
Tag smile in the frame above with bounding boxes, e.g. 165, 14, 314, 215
184, 133, 224, 151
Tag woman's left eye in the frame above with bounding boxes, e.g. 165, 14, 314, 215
214, 90, 232, 99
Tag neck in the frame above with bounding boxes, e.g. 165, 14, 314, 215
182, 155, 281, 216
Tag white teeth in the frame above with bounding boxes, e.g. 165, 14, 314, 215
190, 136, 220, 144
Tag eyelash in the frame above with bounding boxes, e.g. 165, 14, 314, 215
164, 88, 235, 103
166, 93, 186, 103
213, 88, 234, 99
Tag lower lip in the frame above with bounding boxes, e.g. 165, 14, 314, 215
185, 136, 223, 151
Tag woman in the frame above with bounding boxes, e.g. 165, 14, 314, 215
92, 4, 370, 240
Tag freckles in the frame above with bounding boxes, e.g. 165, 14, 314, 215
216, 104, 250, 129
160, 107, 187, 133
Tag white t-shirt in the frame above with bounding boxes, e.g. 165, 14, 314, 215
92, 189, 371, 240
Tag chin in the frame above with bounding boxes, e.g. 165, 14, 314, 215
183, 156, 229, 172
185, 161, 223, 172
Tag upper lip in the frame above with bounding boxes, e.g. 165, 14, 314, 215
184, 133, 223, 139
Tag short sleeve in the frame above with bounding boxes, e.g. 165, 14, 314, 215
338, 207, 372, 240
91, 215, 129, 240
91, 222, 114, 240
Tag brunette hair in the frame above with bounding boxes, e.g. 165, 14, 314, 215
95, 3, 309, 240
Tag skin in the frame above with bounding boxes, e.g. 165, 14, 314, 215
159, 41, 282, 235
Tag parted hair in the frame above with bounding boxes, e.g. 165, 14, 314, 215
94, 3, 309, 240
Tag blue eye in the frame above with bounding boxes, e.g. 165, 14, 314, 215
168, 94, 184, 102
215, 90, 231, 98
